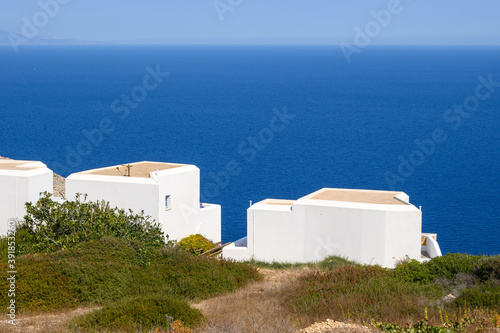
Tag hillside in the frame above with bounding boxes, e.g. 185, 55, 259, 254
0, 246, 499, 332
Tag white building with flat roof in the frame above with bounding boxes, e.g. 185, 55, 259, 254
0, 160, 53, 235
223, 188, 441, 268
66, 161, 221, 242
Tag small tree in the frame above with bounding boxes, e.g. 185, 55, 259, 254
20, 193, 167, 254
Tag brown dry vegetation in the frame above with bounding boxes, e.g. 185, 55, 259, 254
192, 268, 376, 333
192, 268, 304, 333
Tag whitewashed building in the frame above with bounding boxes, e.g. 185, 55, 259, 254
223, 188, 441, 268
0, 160, 53, 235
66, 161, 221, 242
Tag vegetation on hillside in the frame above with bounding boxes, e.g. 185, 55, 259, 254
282, 254, 500, 332
0, 195, 261, 332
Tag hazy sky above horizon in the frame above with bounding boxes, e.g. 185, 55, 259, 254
1, 0, 499, 45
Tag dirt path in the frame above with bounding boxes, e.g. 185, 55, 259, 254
192, 268, 377, 333
0, 307, 99, 333
192, 267, 307, 333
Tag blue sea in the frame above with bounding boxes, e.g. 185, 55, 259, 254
1, 45, 499, 255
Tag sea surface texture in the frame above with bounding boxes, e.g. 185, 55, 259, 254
1, 45, 499, 255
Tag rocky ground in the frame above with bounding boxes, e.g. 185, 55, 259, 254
297, 319, 377, 333
52, 173, 65, 197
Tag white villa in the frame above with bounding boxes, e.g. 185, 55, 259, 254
1, 158, 441, 267
223, 188, 442, 268
0, 160, 53, 235
65, 161, 221, 242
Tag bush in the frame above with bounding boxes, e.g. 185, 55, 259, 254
73, 295, 204, 332
473, 256, 500, 283
395, 254, 483, 284
288, 265, 389, 317
177, 234, 216, 255
393, 254, 500, 310
318, 256, 357, 270
454, 283, 500, 309
19, 193, 167, 255
0, 253, 79, 312
285, 254, 500, 328
0, 237, 261, 313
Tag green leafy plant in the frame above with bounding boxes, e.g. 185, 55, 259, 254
177, 234, 216, 255
394, 254, 483, 284
19, 193, 167, 255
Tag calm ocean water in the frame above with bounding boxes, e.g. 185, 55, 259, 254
0, 45, 499, 255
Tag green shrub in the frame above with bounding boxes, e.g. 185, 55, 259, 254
318, 256, 357, 270
286, 254, 500, 328
473, 256, 500, 283
454, 283, 500, 309
177, 234, 216, 255
395, 254, 483, 284
288, 265, 389, 317
20, 193, 167, 255
0, 237, 261, 313
73, 294, 204, 332
245, 256, 357, 270
153, 247, 262, 300
245, 260, 313, 270
0, 253, 79, 312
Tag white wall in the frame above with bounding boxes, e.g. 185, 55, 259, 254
297, 200, 388, 265
199, 203, 221, 243
223, 236, 252, 261
154, 165, 201, 241
224, 196, 423, 268
384, 209, 421, 265
249, 202, 304, 262
66, 175, 160, 223
0, 167, 53, 235
297, 199, 422, 267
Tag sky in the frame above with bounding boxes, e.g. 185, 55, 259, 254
0, 0, 499, 45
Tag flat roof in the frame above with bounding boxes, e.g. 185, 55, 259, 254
263, 199, 296, 205
77, 161, 188, 178
304, 188, 408, 205
0, 160, 47, 171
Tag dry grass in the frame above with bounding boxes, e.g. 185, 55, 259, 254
192, 268, 307, 333
0, 306, 99, 333
191, 268, 375, 333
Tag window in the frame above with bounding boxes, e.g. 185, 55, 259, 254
165, 195, 171, 210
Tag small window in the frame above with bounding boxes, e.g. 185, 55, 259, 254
39, 192, 44, 199
165, 195, 171, 210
